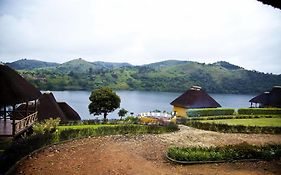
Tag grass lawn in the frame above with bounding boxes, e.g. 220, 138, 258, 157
201, 118, 281, 127
58, 124, 115, 130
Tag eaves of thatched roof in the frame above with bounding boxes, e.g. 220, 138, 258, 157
170, 86, 221, 108
0, 64, 41, 107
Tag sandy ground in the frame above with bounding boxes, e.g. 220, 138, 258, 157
11, 125, 281, 175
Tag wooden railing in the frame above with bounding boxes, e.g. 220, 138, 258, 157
14, 112, 38, 135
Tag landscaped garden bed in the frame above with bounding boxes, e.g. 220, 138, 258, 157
186, 121, 281, 134
167, 142, 281, 163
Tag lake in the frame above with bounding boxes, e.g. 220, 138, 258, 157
51, 90, 256, 120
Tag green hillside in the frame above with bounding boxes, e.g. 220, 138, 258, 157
9, 59, 281, 93
6, 59, 58, 70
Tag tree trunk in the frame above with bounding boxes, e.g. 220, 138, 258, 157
103, 112, 107, 124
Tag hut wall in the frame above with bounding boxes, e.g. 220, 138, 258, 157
173, 106, 187, 117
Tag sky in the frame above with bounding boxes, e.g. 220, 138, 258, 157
0, 0, 281, 74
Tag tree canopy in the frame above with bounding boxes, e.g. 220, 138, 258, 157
88, 87, 120, 122
118, 108, 128, 120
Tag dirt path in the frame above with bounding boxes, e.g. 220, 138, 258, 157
12, 126, 281, 175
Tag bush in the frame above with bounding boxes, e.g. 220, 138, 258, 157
139, 117, 159, 124
124, 116, 140, 124
187, 108, 235, 117
32, 118, 61, 135
186, 122, 281, 134
238, 108, 281, 115
59, 124, 179, 140
167, 143, 281, 162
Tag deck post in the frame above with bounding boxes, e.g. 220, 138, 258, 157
12, 105, 16, 136
35, 100, 37, 112
4, 105, 6, 121
26, 101, 29, 116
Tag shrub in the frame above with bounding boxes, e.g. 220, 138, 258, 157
59, 124, 179, 140
186, 122, 281, 134
124, 116, 140, 124
167, 143, 281, 162
238, 108, 281, 115
32, 118, 61, 135
188, 108, 235, 117
139, 117, 159, 124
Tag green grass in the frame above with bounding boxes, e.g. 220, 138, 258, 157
201, 118, 281, 127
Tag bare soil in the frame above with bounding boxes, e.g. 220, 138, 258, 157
11, 125, 281, 175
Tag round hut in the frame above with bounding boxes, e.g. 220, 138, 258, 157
170, 86, 221, 117
250, 86, 281, 108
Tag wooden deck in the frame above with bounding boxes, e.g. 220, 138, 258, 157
0, 119, 13, 136
0, 112, 38, 137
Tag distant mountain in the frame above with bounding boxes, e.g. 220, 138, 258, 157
212, 61, 243, 70
56, 58, 96, 73
56, 58, 132, 73
8, 58, 281, 94
144, 60, 189, 69
6, 59, 58, 70
93, 61, 132, 69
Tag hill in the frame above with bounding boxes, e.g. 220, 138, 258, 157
8, 58, 281, 94
55, 58, 132, 74
6, 59, 58, 70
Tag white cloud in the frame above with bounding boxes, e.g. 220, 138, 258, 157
0, 0, 281, 74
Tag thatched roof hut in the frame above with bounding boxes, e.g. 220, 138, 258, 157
171, 86, 221, 109
58, 102, 81, 120
250, 86, 281, 108
0, 64, 41, 107
37, 92, 67, 121
37, 92, 80, 121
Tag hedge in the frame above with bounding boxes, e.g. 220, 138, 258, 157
186, 121, 281, 134
167, 143, 281, 162
58, 124, 179, 140
187, 108, 235, 117
238, 108, 281, 115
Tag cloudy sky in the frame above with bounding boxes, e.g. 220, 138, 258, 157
0, 0, 281, 74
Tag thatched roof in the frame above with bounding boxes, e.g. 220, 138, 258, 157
257, 0, 281, 10
0, 64, 41, 107
249, 92, 269, 104
170, 86, 221, 108
37, 92, 80, 121
58, 102, 81, 120
37, 92, 67, 121
250, 86, 281, 107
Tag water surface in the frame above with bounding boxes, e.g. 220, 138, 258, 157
52, 90, 255, 120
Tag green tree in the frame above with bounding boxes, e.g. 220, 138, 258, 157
88, 87, 121, 123
118, 108, 128, 120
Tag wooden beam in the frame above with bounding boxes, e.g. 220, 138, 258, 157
12, 105, 16, 136
35, 99, 37, 112
4, 105, 6, 121
26, 101, 29, 116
